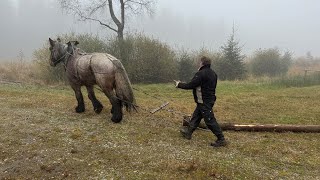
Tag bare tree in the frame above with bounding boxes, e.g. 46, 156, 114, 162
59, 0, 155, 40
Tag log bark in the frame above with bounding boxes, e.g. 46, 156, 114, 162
182, 116, 320, 133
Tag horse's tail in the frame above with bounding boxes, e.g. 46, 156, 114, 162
113, 60, 136, 112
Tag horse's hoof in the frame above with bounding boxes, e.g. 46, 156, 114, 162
111, 114, 123, 123
93, 102, 103, 114
75, 106, 85, 113
94, 106, 103, 114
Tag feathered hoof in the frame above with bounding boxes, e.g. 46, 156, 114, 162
111, 113, 123, 123
75, 105, 85, 113
94, 104, 103, 114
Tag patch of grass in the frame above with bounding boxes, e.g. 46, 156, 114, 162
0, 82, 319, 179
270, 74, 320, 87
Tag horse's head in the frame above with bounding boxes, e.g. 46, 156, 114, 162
49, 38, 66, 67
48, 38, 79, 67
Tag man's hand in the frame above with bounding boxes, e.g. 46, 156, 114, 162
173, 80, 181, 88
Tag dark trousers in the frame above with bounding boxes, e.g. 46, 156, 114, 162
189, 103, 224, 140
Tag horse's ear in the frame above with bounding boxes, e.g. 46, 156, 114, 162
67, 41, 72, 47
75, 41, 79, 46
49, 38, 54, 47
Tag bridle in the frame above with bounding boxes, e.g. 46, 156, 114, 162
50, 44, 75, 70
50, 51, 66, 66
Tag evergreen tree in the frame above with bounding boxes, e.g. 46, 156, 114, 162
178, 52, 195, 82
217, 28, 246, 80
280, 51, 292, 75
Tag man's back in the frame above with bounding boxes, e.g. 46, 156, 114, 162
193, 64, 217, 104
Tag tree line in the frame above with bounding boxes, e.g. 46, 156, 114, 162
33, 31, 294, 84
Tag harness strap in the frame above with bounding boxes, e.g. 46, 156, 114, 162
52, 53, 67, 67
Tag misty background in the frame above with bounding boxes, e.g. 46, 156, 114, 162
1, 0, 320, 60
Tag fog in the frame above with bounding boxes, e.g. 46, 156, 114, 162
1, 0, 320, 60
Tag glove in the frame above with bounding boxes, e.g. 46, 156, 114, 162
173, 80, 180, 88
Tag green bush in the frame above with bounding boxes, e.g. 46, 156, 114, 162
106, 34, 178, 83
33, 33, 108, 84
249, 48, 292, 77
190, 48, 224, 79
177, 51, 196, 82
33, 33, 179, 84
33, 46, 67, 84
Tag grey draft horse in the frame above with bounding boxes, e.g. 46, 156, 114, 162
48, 38, 135, 123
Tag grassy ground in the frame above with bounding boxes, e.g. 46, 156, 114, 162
0, 82, 319, 179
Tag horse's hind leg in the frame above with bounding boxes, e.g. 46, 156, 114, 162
103, 88, 123, 123
86, 85, 103, 114
71, 84, 85, 113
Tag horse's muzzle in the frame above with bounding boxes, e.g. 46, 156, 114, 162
50, 61, 57, 67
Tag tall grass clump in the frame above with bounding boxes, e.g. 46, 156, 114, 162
270, 73, 320, 87
0, 59, 38, 83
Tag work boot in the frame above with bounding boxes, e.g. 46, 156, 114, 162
180, 126, 193, 140
210, 139, 228, 147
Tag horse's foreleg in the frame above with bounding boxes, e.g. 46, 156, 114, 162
86, 86, 103, 114
103, 89, 123, 123
71, 85, 85, 113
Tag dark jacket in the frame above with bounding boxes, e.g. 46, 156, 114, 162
178, 64, 217, 104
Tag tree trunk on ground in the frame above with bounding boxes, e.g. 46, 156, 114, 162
182, 117, 320, 133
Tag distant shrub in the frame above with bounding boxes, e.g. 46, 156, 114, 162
177, 51, 196, 82
190, 47, 225, 79
33, 46, 67, 84
249, 48, 292, 77
33, 33, 107, 84
106, 34, 178, 83
289, 56, 320, 76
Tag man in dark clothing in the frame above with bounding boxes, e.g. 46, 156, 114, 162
174, 56, 227, 147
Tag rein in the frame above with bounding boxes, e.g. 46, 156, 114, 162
53, 45, 77, 71
51, 52, 67, 66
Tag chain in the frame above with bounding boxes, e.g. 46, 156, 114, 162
131, 86, 189, 116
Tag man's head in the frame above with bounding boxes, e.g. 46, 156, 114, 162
199, 56, 211, 68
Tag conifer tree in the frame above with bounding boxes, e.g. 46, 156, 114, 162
217, 27, 246, 80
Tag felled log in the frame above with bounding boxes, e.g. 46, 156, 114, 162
182, 116, 320, 133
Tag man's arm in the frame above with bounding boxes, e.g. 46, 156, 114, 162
177, 72, 202, 89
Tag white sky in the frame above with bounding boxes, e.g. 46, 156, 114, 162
1, 0, 320, 59
138, 0, 320, 57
